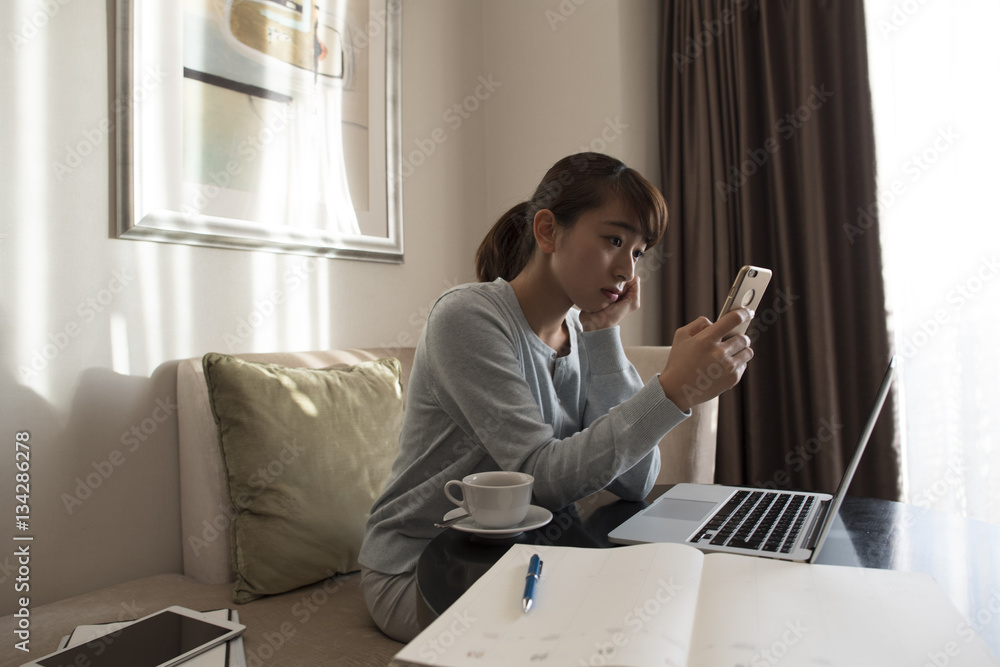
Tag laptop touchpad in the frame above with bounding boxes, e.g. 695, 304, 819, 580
646, 499, 717, 522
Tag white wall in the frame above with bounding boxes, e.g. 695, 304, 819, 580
482, 0, 663, 345
0, 0, 662, 613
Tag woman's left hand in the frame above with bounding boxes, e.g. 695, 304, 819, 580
580, 276, 640, 331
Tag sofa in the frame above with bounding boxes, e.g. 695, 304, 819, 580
0, 346, 717, 667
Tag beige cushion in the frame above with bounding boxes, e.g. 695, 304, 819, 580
624, 346, 719, 485
201, 353, 403, 603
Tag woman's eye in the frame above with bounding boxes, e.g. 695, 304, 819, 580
633, 249, 645, 260
609, 237, 623, 247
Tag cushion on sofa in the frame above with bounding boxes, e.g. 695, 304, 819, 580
202, 353, 403, 603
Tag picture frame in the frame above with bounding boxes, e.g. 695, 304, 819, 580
115, 0, 403, 263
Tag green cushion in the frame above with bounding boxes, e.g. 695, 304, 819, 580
202, 353, 403, 603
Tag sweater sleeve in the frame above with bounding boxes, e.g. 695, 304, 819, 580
576, 326, 662, 500
424, 290, 687, 510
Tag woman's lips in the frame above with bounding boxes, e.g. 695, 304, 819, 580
601, 289, 620, 302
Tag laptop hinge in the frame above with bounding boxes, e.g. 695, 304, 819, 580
804, 500, 830, 550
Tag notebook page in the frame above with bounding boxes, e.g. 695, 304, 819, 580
688, 554, 999, 667
396, 542, 705, 667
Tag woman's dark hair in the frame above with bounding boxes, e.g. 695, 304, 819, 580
475, 152, 668, 282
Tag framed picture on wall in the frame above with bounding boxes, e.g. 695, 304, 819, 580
115, 0, 403, 262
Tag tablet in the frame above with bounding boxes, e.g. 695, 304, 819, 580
21, 605, 245, 667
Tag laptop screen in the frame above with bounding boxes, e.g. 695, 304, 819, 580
808, 356, 896, 562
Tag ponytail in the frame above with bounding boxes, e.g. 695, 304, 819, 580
474, 152, 668, 283
475, 202, 535, 282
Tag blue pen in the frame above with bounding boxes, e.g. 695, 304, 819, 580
522, 554, 543, 612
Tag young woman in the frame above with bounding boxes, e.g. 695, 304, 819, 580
358, 152, 754, 642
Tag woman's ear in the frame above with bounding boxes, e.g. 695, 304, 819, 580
533, 209, 559, 254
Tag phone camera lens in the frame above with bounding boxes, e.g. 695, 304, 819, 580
748, 269, 758, 278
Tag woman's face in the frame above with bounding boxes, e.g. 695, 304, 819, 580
549, 198, 648, 314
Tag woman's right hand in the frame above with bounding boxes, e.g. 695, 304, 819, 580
658, 309, 755, 412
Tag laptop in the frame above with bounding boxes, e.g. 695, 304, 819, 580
609, 356, 896, 563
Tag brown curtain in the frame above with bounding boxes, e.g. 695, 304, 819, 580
659, 0, 900, 500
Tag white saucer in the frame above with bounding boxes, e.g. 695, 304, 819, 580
442, 505, 553, 538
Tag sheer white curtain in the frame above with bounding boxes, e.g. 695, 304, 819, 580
865, 0, 1000, 526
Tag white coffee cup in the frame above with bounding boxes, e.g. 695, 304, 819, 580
444, 471, 534, 529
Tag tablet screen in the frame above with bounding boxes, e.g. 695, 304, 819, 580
37, 610, 230, 667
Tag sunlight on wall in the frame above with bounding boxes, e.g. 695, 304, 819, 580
137, 242, 165, 374
250, 250, 280, 352
109, 313, 130, 376
866, 0, 1000, 526
12, 0, 52, 401
315, 257, 331, 347
170, 246, 194, 360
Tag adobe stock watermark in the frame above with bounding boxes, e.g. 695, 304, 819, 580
715, 85, 834, 202
399, 74, 502, 180
576, 116, 628, 156
874, 0, 933, 40
923, 589, 1000, 667
52, 66, 167, 181
895, 253, 997, 361
579, 578, 682, 666
400, 402, 511, 518
911, 455, 964, 511
671, 0, 752, 73
18, 270, 136, 383
681, 288, 800, 407
344, 0, 403, 55
288, 570, 349, 624
746, 288, 799, 344
222, 256, 325, 351
239, 568, 354, 664
634, 245, 675, 284
532, 470, 626, 549
183, 103, 297, 219
15, 599, 148, 653
746, 619, 809, 666
187, 439, 307, 556
61, 394, 179, 514
8, 0, 73, 53
531, 134, 631, 216
223, 291, 287, 352
844, 126, 959, 244
757, 416, 843, 490
545, 0, 589, 31
413, 609, 476, 662
244, 621, 297, 667
378, 276, 463, 357
0, 555, 18, 587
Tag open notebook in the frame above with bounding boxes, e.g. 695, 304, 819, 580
394, 542, 998, 667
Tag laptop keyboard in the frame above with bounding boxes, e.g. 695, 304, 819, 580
688, 490, 815, 554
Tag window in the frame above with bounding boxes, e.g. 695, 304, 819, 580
866, 0, 999, 525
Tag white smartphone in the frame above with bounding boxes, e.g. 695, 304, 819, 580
717, 265, 772, 339
21, 606, 245, 667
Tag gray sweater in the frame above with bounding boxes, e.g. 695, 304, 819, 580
358, 279, 688, 575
